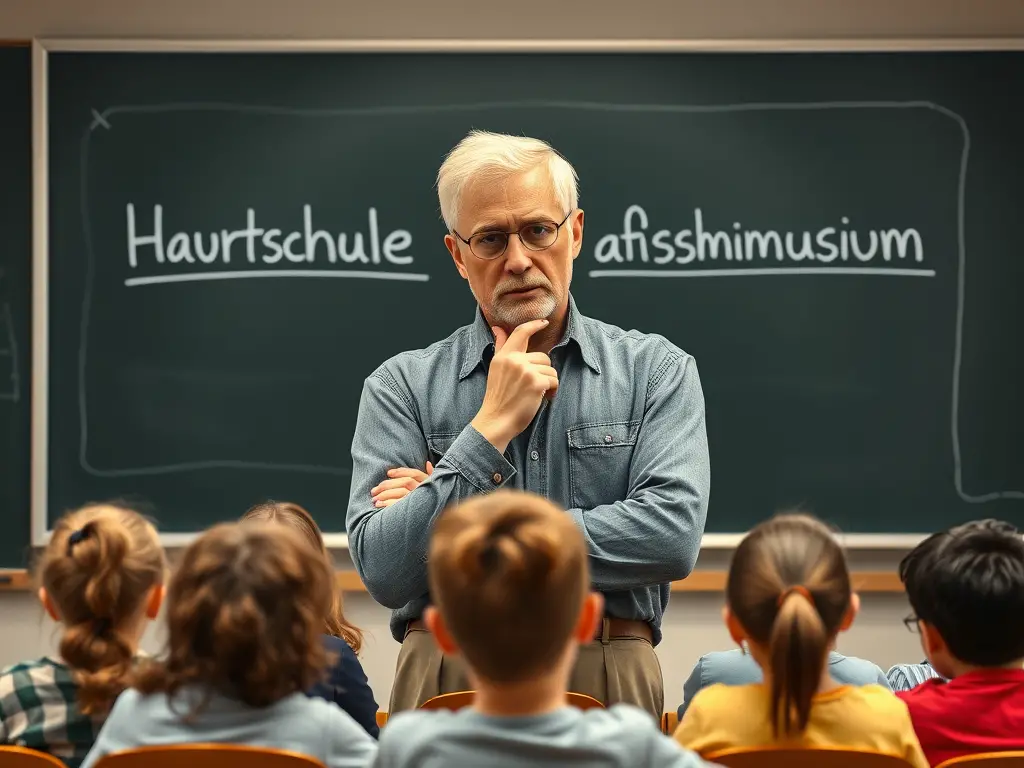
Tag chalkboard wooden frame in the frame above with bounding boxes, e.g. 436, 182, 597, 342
31, 37, 1024, 550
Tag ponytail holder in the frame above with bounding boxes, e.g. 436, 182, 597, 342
66, 526, 90, 555
777, 585, 813, 608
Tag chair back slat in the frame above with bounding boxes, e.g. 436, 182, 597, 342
706, 746, 917, 768
93, 744, 326, 768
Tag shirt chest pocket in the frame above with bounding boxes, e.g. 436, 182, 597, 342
426, 433, 459, 465
567, 420, 640, 510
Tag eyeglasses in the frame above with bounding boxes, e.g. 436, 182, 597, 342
903, 613, 921, 633
452, 210, 573, 261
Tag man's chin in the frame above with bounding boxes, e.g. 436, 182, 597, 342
492, 294, 557, 327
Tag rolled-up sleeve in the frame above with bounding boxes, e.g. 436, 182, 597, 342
346, 367, 514, 609
565, 354, 710, 591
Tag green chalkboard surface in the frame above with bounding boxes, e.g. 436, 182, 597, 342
43, 49, 1024, 541
1, 44, 32, 567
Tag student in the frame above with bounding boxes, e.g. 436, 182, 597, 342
897, 519, 1024, 766
678, 648, 890, 718
674, 513, 927, 768
887, 662, 941, 693
0, 503, 166, 768
374, 490, 710, 768
81, 522, 377, 768
241, 501, 379, 737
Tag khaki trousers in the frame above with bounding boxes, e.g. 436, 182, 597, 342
387, 622, 664, 722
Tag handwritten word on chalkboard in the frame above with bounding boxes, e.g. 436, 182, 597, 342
125, 204, 422, 286
591, 205, 931, 278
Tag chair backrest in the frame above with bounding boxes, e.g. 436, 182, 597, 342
375, 711, 389, 728
936, 754, 1024, 768
705, 746, 917, 768
420, 690, 605, 712
93, 745, 326, 768
0, 746, 68, 768
661, 711, 679, 735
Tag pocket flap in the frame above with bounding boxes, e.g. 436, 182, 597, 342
567, 420, 640, 449
426, 433, 459, 456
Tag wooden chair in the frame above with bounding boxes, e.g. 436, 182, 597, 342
705, 746, 917, 768
936, 754, 1024, 768
419, 690, 605, 711
0, 746, 67, 768
93, 745, 326, 768
661, 711, 679, 734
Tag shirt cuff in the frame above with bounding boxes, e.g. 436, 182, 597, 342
439, 424, 517, 493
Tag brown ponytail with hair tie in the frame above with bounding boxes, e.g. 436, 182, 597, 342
777, 585, 814, 608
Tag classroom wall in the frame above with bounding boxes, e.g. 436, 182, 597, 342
0, 0, 997, 706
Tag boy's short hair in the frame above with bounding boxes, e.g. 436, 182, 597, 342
427, 490, 589, 684
901, 519, 1024, 666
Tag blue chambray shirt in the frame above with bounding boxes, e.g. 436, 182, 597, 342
346, 295, 710, 644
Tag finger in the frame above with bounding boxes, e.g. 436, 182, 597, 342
529, 365, 558, 379
372, 487, 413, 503
386, 467, 429, 482
370, 477, 419, 495
375, 498, 403, 508
425, 461, 434, 475
501, 319, 550, 354
540, 372, 559, 399
524, 352, 552, 366
491, 326, 509, 353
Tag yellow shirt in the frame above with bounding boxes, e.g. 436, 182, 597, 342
674, 683, 929, 768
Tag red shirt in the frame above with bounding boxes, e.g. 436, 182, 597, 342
898, 668, 1024, 766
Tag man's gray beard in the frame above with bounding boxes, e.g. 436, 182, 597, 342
490, 289, 558, 327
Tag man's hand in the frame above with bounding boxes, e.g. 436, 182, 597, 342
371, 462, 434, 508
470, 318, 559, 454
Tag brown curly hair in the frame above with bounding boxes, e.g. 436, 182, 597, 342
241, 501, 363, 654
36, 503, 166, 715
133, 522, 332, 712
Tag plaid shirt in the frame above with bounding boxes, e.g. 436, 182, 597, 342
0, 657, 100, 768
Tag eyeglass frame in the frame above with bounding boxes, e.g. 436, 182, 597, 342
902, 613, 921, 633
451, 209, 575, 261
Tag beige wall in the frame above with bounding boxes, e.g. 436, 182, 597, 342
2, 0, 1024, 41
1, 0, 994, 708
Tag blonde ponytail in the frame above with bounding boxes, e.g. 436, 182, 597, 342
37, 504, 165, 715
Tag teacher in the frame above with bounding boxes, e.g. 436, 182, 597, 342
346, 130, 710, 719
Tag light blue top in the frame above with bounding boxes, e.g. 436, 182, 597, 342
372, 704, 713, 768
678, 649, 890, 718
347, 296, 711, 643
81, 687, 377, 768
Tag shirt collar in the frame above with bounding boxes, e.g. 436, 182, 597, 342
458, 294, 601, 380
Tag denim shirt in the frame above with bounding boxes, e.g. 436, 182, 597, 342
346, 295, 710, 644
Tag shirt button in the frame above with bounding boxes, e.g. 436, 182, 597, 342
530, 450, 539, 461
492, 472, 503, 484
604, 434, 613, 444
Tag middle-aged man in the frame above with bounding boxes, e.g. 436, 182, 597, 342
346, 130, 710, 719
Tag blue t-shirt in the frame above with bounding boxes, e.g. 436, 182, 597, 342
373, 704, 712, 768
308, 635, 379, 738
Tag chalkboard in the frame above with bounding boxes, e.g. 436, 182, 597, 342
1, 44, 32, 567
42, 48, 1024, 541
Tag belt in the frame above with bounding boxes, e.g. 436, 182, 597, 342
406, 617, 652, 644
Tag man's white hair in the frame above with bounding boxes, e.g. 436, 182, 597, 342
436, 130, 579, 232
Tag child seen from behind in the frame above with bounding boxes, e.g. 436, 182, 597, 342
81, 522, 377, 768
374, 490, 710, 768
0, 503, 166, 767
674, 513, 927, 768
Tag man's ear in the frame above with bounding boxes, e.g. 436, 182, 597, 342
839, 593, 860, 633
424, 606, 460, 656
444, 234, 470, 280
570, 209, 585, 260
572, 591, 604, 643
145, 584, 165, 620
920, 620, 946, 660
723, 605, 748, 648
38, 587, 60, 622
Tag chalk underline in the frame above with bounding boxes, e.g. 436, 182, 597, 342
124, 270, 431, 287
588, 267, 936, 278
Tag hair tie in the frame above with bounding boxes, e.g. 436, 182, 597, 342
777, 585, 813, 608
66, 526, 90, 555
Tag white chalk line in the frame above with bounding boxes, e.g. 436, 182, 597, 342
589, 267, 937, 278
72, 99, 1021, 500
124, 269, 430, 287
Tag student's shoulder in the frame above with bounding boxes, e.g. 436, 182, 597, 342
320, 634, 358, 662
688, 682, 762, 713
837, 684, 915, 724
895, 676, 950, 708
377, 709, 458, 754
585, 706, 709, 766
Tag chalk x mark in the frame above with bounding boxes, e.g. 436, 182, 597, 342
73, 99, 1022, 500
89, 109, 110, 130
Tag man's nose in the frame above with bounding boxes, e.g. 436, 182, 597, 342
503, 236, 533, 274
